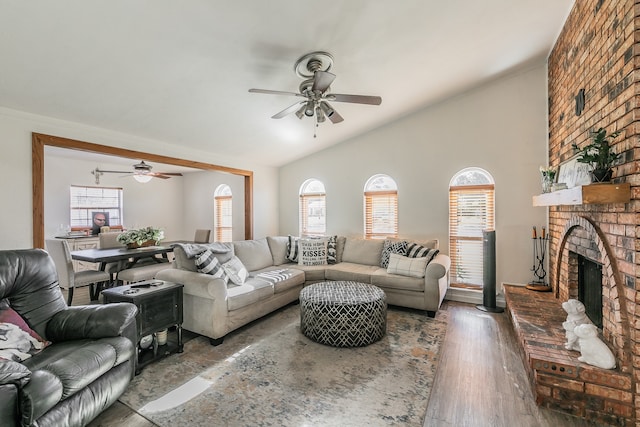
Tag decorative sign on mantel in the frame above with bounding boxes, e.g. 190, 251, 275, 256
557, 156, 591, 188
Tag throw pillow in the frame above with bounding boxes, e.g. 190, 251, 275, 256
195, 249, 229, 283
326, 235, 338, 264
0, 302, 49, 362
286, 235, 300, 262
406, 242, 440, 263
222, 255, 248, 285
380, 239, 408, 268
298, 239, 328, 266
386, 253, 428, 278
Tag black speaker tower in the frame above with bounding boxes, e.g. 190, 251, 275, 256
477, 229, 504, 313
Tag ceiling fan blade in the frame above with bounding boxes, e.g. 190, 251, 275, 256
148, 173, 170, 179
249, 88, 303, 97
327, 93, 382, 105
98, 169, 132, 174
272, 101, 305, 119
312, 71, 336, 93
154, 172, 183, 176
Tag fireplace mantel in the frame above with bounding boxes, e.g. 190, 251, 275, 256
532, 183, 630, 206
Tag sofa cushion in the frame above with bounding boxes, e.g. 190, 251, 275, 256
386, 253, 427, 278
227, 279, 274, 311
194, 250, 229, 282
371, 269, 426, 292
233, 238, 273, 272
222, 256, 248, 285
380, 239, 408, 268
298, 238, 328, 266
325, 262, 380, 283
286, 235, 300, 262
294, 264, 327, 282
341, 238, 385, 266
266, 236, 289, 266
251, 267, 305, 294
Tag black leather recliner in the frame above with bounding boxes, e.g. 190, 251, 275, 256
0, 249, 138, 427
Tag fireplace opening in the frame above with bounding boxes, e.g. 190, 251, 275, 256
577, 255, 603, 329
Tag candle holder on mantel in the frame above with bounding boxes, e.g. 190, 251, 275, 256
526, 226, 552, 292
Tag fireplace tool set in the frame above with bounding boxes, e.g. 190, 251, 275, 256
526, 226, 552, 292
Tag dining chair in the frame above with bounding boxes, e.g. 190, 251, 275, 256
45, 239, 111, 305
99, 231, 127, 283
194, 229, 211, 243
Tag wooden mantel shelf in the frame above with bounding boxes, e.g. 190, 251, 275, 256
532, 182, 630, 206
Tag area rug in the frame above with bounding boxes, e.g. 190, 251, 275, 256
119, 303, 448, 427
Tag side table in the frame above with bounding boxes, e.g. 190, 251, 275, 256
102, 280, 184, 373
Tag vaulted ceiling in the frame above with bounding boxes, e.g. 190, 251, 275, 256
1, 1, 573, 167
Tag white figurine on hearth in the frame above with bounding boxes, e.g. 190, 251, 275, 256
561, 299, 591, 351
574, 323, 616, 369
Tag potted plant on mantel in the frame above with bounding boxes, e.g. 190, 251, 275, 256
571, 127, 622, 183
117, 226, 164, 249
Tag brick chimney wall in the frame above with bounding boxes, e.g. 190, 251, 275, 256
547, 0, 639, 423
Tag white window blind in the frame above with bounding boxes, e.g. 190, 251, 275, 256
215, 185, 233, 242
449, 184, 495, 287
70, 186, 123, 228
299, 179, 326, 237
364, 190, 398, 238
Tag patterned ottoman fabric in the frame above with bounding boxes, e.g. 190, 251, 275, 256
300, 281, 387, 347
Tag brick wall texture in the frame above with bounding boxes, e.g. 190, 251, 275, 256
547, 0, 639, 425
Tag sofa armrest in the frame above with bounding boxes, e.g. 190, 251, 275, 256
46, 303, 138, 342
426, 253, 451, 280
156, 268, 229, 300
0, 359, 30, 387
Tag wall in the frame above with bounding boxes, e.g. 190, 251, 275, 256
547, 0, 638, 424
279, 65, 550, 289
0, 107, 280, 250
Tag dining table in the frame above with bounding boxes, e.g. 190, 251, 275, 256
70, 244, 176, 272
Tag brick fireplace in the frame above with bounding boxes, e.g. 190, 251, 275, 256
535, 0, 639, 425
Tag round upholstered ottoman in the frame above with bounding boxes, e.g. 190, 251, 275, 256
299, 281, 387, 347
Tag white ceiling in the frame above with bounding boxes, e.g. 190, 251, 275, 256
1, 1, 573, 167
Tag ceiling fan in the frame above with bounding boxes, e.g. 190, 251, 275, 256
249, 51, 382, 136
91, 161, 183, 184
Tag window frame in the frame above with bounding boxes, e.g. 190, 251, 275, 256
364, 174, 398, 239
448, 168, 495, 288
299, 179, 326, 237
69, 185, 123, 231
214, 184, 233, 242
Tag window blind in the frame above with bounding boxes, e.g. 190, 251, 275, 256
70, 186, 123, 228
365, 190, 398, 239
449, 184, 495, 287
215, 195, 232, 242
300, 192, 326, 236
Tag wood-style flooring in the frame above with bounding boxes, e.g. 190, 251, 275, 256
71, 286, 606, 427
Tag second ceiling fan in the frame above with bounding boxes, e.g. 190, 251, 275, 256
249, 51, 382, 132
91, 161, 183, 184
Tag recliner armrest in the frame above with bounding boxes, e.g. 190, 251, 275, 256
0, 359, 31, 387
46, 303, 138, 341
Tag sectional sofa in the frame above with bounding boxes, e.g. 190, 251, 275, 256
156, 236, 450, 345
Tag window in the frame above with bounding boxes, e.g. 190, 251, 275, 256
449, 168, 495, 289
70, 186, 123, 229
299, 179, 326, 236
364, 174, 398, 239
215, 184, 233, 242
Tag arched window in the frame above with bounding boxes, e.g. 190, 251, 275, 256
214, 184, 232, 242
299, 179, 326, 236
364, 174, 398, 239
449, 167, 495, 289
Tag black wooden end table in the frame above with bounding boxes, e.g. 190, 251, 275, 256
102, 280, 184, 373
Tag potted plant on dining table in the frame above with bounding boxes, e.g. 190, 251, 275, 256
117, 226, 165, 249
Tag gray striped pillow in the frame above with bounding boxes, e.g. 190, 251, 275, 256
195, 249, 229, 283
406, 242, 439, 263
286, 235, 300, 262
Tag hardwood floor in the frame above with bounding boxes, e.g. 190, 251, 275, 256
83, 295, 607, 426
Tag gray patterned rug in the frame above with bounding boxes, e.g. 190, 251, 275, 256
119, 303, 448, 427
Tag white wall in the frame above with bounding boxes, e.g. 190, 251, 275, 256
0, 107, 280, 249
279, 65, 549, 287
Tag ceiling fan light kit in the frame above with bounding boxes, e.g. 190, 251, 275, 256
249, 51, 382, 136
